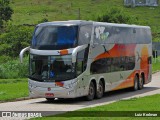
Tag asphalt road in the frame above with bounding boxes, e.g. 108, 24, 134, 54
0, 72, 159, 118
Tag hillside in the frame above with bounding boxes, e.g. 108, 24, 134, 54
10, 0, 123, 24
10, 0, 160, 34
0, 0, 160, 79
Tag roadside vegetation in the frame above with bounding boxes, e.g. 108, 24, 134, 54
0, 78, 28, 101
152, 57, 160, 73
0, 57, 28, 79
1, 0, 160, 79
33, 94, 160, 120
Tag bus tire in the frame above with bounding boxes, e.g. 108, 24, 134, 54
96, 80, 104, 99
133, 75, 138, 91
138, 75, 144, 90
46, 98, 55, 101
86, 81, 95, 101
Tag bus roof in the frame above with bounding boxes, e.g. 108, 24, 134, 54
93, 22, 150, 29
37, 20, 150, 29
37, 20, 91, 27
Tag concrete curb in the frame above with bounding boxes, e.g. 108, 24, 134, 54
0, 97, 38, 103
152, 70, 160, 74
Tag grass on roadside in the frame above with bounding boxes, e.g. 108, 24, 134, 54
0, 78, 28, 102
152, 57, 160, 73
33, 94, 160, 120
0, 57, 29, 79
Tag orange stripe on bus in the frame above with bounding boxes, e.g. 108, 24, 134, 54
112, 71, 137, 91
94, 44, 136, 61
55, 82, 64, 87
60, 49, 68, 55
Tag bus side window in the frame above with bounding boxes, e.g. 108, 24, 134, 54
120, 57, 126, 71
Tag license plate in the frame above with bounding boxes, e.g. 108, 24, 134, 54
45, 93, 54, 97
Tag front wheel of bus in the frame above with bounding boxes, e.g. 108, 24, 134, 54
46, 98, 55, 101
86, 82, 95, 101
96, 81, 104, 99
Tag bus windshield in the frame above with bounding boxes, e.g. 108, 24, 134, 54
29, 54, 76, 82
31, 25, 78, 50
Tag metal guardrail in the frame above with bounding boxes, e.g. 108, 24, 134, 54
152, 49, 160, 63
153, 42, 160, 56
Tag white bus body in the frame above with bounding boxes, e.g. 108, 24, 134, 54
20, 20, 152, 100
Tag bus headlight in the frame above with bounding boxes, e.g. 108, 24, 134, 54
65, 82, 77, 89
29, 82, 32, 87
65, 84, 72, 89
29, 82, 37, 88
68, 90, 74, 95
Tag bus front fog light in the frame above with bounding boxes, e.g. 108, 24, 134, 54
66, 84, 72, 89
30, 91, 34, 94
29, 83, 32, 88
29, 83, 37, 88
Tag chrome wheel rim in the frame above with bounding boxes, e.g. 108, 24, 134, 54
89, 85, 94, 96
98, 84, 103, 95
135, 77, 138, 90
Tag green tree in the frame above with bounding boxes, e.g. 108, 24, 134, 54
97, 7, 138, 24
0, 25, 34, 57
0, 0, 13, 27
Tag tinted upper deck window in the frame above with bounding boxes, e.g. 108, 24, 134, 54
31, 25, 78, 50
93, 25, 151, 44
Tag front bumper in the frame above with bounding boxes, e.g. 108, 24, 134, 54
29, 79, 77, 98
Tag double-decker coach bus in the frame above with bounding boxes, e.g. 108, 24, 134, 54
20, 20, 152, 101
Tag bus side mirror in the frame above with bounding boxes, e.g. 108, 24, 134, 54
19, 46, 30, 63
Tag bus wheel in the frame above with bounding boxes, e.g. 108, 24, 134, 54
86, 82, 95, 101
96, 81, 104, 99
46, 98, 55, 101
138, 75, 144, 90
133, 75, 138, 91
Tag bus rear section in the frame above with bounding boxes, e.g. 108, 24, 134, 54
89, 23, 152, 93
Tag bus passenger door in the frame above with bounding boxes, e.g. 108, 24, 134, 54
76, 48, 89, 96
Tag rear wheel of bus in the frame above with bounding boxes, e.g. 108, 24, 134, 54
96, 80, 104, 99
86, 81, 95, 101
138, 74, 144, 90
